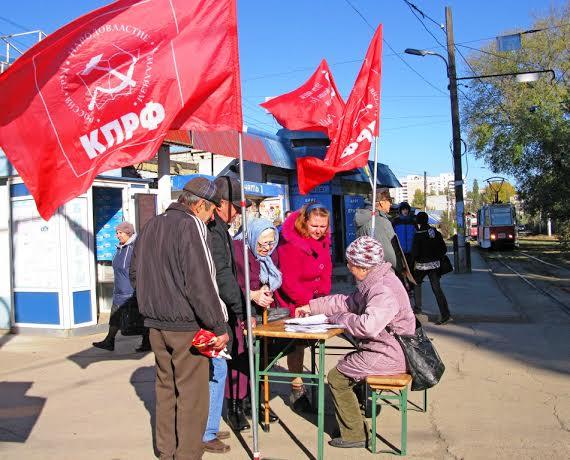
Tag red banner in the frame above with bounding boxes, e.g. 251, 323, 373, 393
297, 25, 382, 195
260, 59, 345, 138
0, 0, 242, 219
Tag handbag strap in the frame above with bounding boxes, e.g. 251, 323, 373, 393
385, 317, 422, 336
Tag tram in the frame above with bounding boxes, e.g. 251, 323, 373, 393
465, 212, 478, 240
477, 203, 518, 249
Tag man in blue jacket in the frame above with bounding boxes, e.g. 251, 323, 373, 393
392, 202, 416, 266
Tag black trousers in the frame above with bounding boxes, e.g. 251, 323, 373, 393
414, 269, 450, 318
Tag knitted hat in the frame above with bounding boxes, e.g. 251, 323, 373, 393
346, 236, 384, 268
116, 221, 135, 236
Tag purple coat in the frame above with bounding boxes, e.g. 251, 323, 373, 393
232, 240, 280, 308
309, 263, 416, 380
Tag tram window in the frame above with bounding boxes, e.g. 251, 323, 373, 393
490, 207, 513, 225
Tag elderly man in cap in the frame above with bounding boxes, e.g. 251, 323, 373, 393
130, 177, 229, 460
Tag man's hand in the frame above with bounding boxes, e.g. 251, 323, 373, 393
211, 333, 230, 351
295, 305, 311, 318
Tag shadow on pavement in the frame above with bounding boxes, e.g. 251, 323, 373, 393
67, 335, 151, 369
130, 366, 159, 458
0, 382, 46, 443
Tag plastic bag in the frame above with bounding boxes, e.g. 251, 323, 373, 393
192, 329, 231, 360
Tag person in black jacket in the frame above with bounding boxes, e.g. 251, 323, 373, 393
130, 177, 229, 460
412, 212, 452, 325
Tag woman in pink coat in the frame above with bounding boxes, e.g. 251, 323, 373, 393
296, 236, 416, 449
276, 203, 332, 412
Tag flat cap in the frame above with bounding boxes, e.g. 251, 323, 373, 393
183, 177, 220, 206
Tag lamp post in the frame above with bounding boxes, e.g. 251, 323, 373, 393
405, 7, 555, 274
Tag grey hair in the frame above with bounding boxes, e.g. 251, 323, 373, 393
177, 191, 214, 209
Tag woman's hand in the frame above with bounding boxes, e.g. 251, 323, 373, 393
251, 286, 273, 308
295, 305, 311, 318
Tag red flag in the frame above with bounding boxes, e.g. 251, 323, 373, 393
260, 59, 345, 138
0, 0, 242, 219
297, 25, 382, 194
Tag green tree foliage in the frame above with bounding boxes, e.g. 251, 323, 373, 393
411, 188, 425, 209
461, 4, 570, 238
439, 210, 455, 239
481, 181, 517, 204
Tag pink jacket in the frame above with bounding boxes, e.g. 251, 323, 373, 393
310, 263, 416, 380
276, 211, 332, 316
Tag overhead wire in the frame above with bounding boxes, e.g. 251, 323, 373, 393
343, 0, 448, 96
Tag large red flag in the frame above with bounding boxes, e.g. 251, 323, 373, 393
297, 25, 382, 194
260, 59, 345, 138
0, 0, 242, 219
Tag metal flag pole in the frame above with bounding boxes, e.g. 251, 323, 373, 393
238, 130, 261, 460
370, 136, 379, 231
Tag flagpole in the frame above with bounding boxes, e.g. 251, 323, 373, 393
370, 136, 379, 231
238, 130, 261, 459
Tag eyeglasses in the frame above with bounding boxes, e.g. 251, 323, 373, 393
257, 240, 276, 249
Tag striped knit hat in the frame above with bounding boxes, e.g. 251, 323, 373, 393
346, 236, 384, 268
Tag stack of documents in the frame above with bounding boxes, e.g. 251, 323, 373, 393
284, 314, 343, 333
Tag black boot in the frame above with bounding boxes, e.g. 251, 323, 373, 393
92, 337, 115, 351
227, 399, 250, 431
244, 400, 279, 423
136, 331, 151, 352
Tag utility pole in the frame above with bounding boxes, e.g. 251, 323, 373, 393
423, 171, 427, 211
445, 6, 469, 273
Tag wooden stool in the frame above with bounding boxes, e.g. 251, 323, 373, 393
366, 374, 417, 455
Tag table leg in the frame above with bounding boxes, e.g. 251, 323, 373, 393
317, 340, 325, 460
254, 338, 262, 430
311, 343, 317, 409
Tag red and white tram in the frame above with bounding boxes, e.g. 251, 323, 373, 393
477, 203, 518, 249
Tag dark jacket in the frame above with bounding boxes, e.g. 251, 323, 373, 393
112, 235, 136, 307
392, 214, 416, 255
412, 226, 448, 265
208, 213, 244, 321
130, 203, 227, 335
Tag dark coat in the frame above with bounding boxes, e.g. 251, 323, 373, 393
208, 213, 244, 321
130, 203, 227, 335
412, 225, 448, 264
112, 235, 136, 307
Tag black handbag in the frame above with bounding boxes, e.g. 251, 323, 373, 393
120, 298, 146, 336
439, 255, 453, 276
387, 319, 445, 391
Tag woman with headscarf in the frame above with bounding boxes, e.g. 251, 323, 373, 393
93, 221, 150, 352
276, 203, 332, 413
295, 236, 416, 449
229, 218, 282, 430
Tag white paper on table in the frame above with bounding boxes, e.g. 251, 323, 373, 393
285, 314, 329, 325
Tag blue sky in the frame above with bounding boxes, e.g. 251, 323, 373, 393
1, 0, 564, 190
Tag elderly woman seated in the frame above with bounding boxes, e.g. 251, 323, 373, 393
295, 236, 416, 449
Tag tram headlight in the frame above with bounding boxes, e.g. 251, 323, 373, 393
508, 234, 513, 239
490, 233, 496, 240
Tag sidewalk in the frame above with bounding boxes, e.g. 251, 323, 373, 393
0, 252, 568, 459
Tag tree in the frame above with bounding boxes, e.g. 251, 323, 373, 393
412, 188, 424, 209
461, 4, 570, 240
481, 181, 517, 204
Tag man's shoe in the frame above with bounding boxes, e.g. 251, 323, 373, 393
290, 393, 313, 413
227, 399, 250, 431
435, 316, 452, 325
92, 340, 114, 351
328, 437, 366, 449
216, 431, 230, 440
203, 438, 230, 453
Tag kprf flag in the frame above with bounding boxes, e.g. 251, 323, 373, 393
0, 0, 242, 219
297, 25, 382, 195
260, 59, 345, 138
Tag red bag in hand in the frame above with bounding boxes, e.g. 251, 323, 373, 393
191, 329, 231, 360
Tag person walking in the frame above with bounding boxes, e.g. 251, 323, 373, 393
412, 212, 452, 325
392, 202, 418, 309
295, 236, 415, 449
92, 221, 150, 352
276, 203, 332, 412
208, 175, 251, 434
233, 217, 282, 424
130, 177, 229, 460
